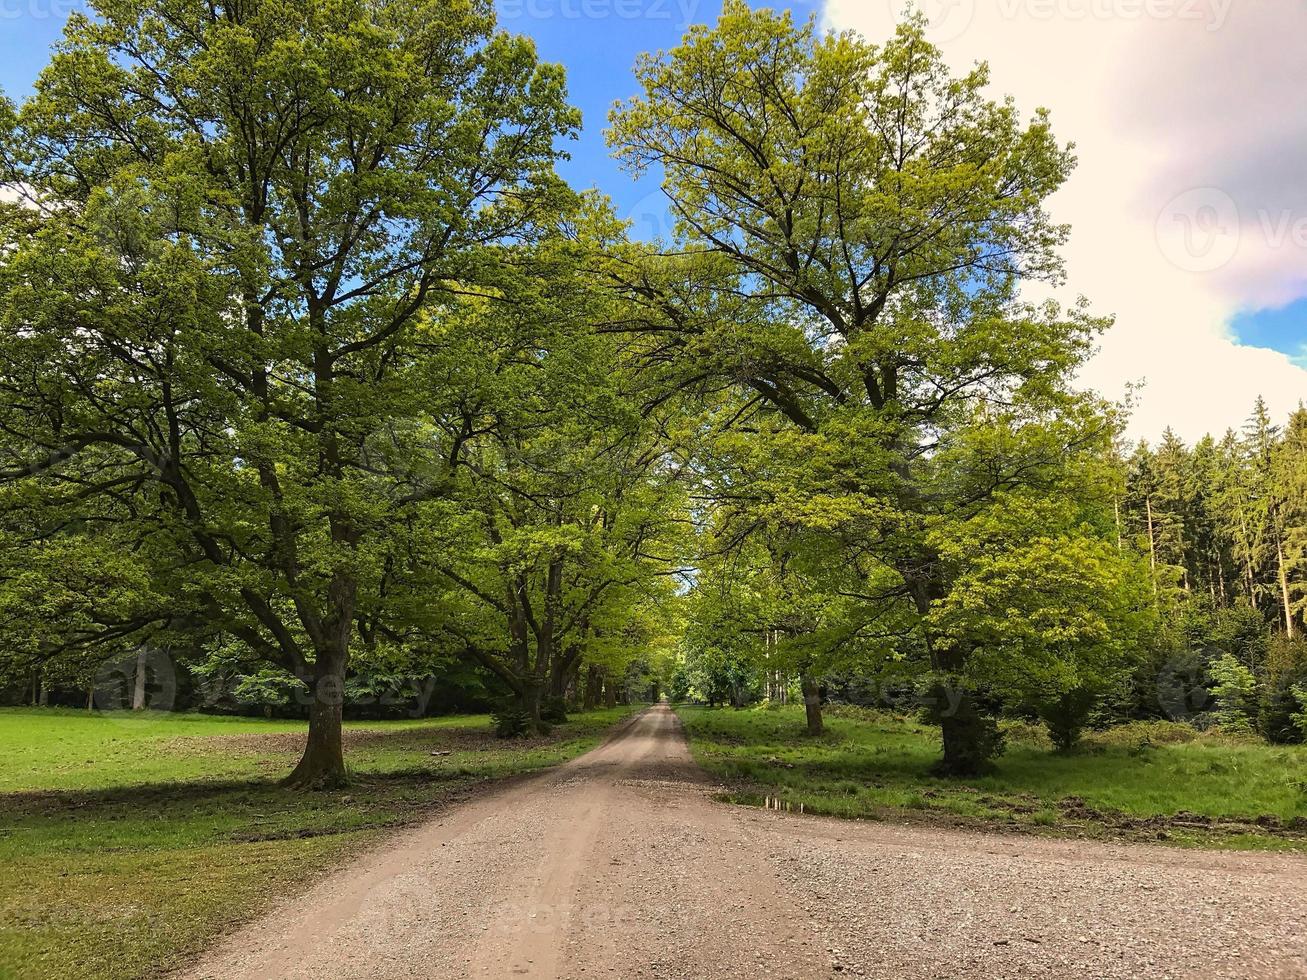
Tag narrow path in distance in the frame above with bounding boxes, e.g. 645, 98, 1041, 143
182, 704, 1307, 980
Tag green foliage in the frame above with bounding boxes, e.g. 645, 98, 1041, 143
929, 467, 1153, 721
0, 706, 633, 978
1291, 687, 1307, 742
1259, 635, 1307, 743
677, 705, 1307, 848
609, 5, 1130, 770
1037, 687, 1098, 752
0, 0, 1302, 811
228, 669, 310, 715
540, 696, 569, 725
0, 0, 581, 780
491, 704, 535, 739
1208, 653, 1257, 732
392, 227, 695, 727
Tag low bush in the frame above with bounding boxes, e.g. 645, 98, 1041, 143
1081, 719, 1200, 749
1036, 688, 1098, 752
492, 704, 533, 738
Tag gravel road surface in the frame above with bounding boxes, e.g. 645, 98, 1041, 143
181, 704, 1307, 979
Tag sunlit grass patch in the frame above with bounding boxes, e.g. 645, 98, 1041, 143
676, 704, 1307, 851
0, 705, 636, 979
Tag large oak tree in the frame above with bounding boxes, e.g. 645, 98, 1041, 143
608, 5, 1120, 771
0, 0, 576, 785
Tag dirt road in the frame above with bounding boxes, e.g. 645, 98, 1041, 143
183, 705, 1307, 980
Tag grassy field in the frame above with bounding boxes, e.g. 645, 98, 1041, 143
676, 704, 1307, 851
0, 705, 637, 980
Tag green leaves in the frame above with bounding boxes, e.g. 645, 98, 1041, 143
0, 0, 582, 709
609, 8, 1136, 759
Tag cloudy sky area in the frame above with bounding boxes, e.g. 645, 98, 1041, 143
826, 0, 1307, 441
1, 0, 1303, 441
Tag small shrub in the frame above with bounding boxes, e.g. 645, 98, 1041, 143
540, 696, 568, 724
491, 704, 532, 738
1083, 720, 1199, 750
1292, 686, 1307, 742
1260, 642, 1307, 743
1001, 719, 1051, 748
1209, 653, 1256, 732
1036, 688, 1097, 752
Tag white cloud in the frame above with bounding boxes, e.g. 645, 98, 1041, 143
822, 0, 1307, 442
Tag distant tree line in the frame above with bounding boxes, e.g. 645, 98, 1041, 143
672, 398, 1307, 755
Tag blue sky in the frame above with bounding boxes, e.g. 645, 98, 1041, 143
0, 0, 738, 217
1231, 301, 1307, 368
496, 0, 731, 217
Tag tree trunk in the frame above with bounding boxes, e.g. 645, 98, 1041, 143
933, 683, 1006, 776
38, 676, 49, 707
1277, 535, 1297, 639
1238, 508, 1257, 609
132, 647, 148, 710
604, 678, 616, 709
565, 659, 581, 710
521, 676, 549, 732
583, 665, 600, 710
1145, 496, 1158, 597
526, 683, 545, 732
546, 650, 580, 717
86, 686, 95, 713
800, 672, 823, 735
284, 648, 348, 789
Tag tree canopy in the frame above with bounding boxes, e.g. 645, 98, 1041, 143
2, 0, 1304, 787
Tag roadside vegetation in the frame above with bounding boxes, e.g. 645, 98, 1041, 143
678, 705, 1307, 852
0, 0, 1305, 974
0, 706, 635, 980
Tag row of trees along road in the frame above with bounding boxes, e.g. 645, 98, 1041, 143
608, 4, 1142, 772
1, 0, 1298, 783
0, 0, 688, 786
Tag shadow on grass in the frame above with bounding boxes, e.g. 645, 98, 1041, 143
0, 706, 640, 980
2, 709, 638, 839
1, 765, 467, 818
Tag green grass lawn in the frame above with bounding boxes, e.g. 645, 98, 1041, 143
676, 704, 1307, 851
0, 705, 637, 980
